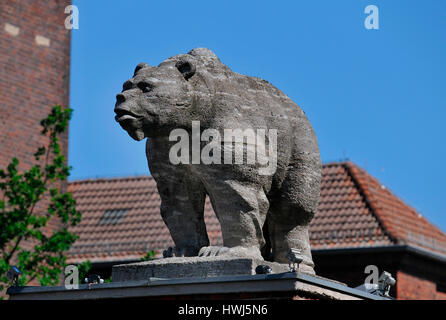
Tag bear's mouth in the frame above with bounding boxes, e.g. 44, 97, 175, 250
114, 108, 143, 123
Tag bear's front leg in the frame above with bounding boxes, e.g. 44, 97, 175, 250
155, 171, 210, 257
200, 176, 270, 260
147, 138, 210, 257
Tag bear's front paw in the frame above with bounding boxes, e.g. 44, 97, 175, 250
199, 246, 263, 260
163, 246, 186, 258
198, 246, 230, 257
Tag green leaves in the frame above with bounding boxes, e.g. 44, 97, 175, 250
77, 260, 91, 282
0, 106, 82, 292
40, 105, 72, 135
140, 250, 156, 261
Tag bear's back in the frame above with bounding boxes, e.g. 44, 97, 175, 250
188, 49, 302, 122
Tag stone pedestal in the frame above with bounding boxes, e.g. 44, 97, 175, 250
112, 256, 291, 282
7, 272, 388, 300
7, 257, 390, 300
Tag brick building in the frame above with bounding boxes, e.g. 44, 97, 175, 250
66, 162, 446, 300
0, 0, 71, 170
0, 0, 71, 249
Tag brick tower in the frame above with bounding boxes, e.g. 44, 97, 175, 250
0, 1, 71, 246
0, 0, 71, 171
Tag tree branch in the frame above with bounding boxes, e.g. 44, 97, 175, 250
4, 128, 54, 265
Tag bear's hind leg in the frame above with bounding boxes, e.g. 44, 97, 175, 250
268, 157, 321, 274
267, 215, 315, 274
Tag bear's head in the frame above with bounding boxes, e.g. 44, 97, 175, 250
114, 48, 226, 140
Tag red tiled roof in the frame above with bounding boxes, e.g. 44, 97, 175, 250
311, 162, 393, 249
67, 176, 221, 263
67, 162, 446, 263
346, 162, 446, 254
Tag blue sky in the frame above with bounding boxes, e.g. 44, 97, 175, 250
69, 0, 446, 231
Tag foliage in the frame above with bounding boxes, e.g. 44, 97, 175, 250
140, 250, 156, 261
76, 260, 91, 283
0, 106, 82, 294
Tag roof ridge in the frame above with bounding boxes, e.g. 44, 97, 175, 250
69, 162, 346, 185
69, 175, 153, 185
322, 161, 348, 167
345, 162, 446, 247
343, 162, 398, 244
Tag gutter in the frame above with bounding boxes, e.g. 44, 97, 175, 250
312, 244, 446, 265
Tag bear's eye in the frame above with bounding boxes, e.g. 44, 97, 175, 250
137, 81, 153, 93
122, 80, 133, 91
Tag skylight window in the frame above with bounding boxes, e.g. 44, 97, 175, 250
98, 209, 127, 225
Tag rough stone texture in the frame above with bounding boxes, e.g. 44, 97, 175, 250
112, 256, 290, 282
114, 48, 321, 273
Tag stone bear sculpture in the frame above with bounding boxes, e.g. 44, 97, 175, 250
114, 48, 321, 273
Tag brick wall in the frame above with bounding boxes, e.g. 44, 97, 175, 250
0, 1, 71, 252
0, 0, 71, 170
397, 271, 446, 300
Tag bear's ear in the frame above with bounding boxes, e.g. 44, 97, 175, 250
134, 62, 149, 76
175, 60, 196, 80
